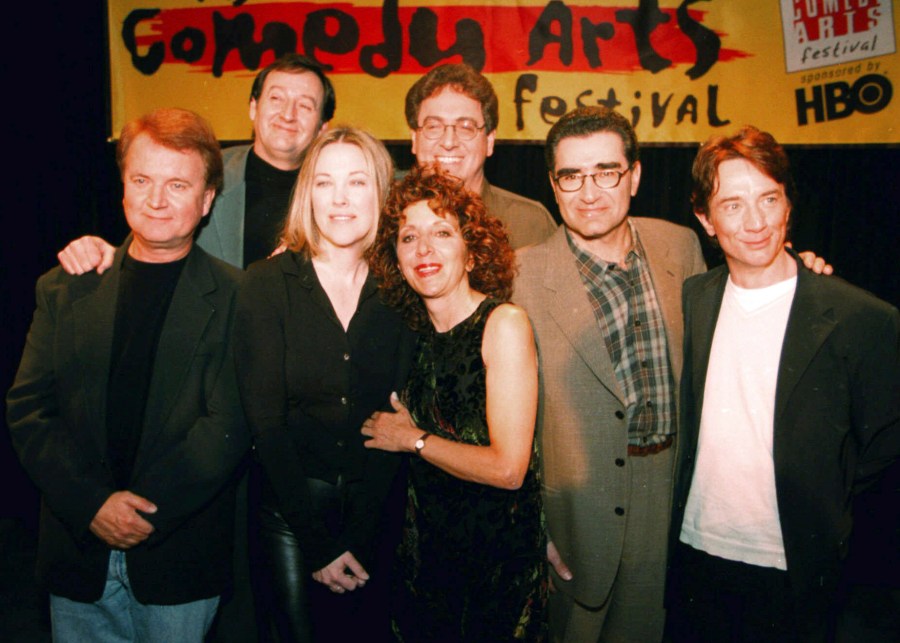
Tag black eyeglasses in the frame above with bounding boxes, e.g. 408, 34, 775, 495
553, 166, 633, 192
416, 117, 486, 141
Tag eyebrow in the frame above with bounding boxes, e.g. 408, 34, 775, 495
556, 161, 623, 175
313, 169, 370, 178
714, 188, 783, 204
130, 172, 193, 182
265, 85, 320, 105
398, 218, 456, 233
422, 116, 479, 123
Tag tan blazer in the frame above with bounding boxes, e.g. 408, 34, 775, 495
514, 218, 706, 607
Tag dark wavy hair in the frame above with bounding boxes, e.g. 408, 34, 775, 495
372, 165, 516, 331
404, 63, 499, 134
545, 105, 639, 171
249, 54, 335, 123
691, 125, 796, 216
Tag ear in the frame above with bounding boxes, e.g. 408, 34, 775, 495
548, 171, 560, 206
249, 98, 258, 123
410, 129, 419, 157
317, 120, 329, 136
695, 211, 716, 238
485, 130, 496, 158
202, 188, 216, 217
629, 160, 642, 197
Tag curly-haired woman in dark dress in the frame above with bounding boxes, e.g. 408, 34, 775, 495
362, 165, 547, 642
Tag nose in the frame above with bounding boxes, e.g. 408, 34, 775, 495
148, 183, 167, 209
438, 124, 458, 148
579, 174, 602, 202
332, 181, 348, 205
281, 100, 298, 121
743, 204, 765, 231
415, 236, 432, 256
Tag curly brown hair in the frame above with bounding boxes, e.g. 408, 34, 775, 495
372, 165, 516, 331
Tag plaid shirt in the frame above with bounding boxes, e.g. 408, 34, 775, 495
567, 223, 676, 447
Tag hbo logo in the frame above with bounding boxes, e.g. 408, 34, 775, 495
795, 74, 892, 125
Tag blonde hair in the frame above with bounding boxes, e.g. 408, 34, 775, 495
281, 126, 394, 257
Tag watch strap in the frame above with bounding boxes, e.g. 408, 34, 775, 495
414, 432, 431, 455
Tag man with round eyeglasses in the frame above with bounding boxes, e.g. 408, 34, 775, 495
405, 63, 557, 249
514, 105, 708, 642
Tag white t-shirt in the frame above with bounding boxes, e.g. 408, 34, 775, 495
680, 275, 797, 570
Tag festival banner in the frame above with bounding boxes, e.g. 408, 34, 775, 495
108, 0, 899, 143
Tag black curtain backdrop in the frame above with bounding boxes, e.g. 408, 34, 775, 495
2, 5, 897, 560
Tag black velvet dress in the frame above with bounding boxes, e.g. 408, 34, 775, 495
392, 298, 548, 642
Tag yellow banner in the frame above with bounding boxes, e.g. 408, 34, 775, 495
108, 0, 899, 143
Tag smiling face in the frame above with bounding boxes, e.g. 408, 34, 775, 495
249, 70, 326, 170
551, 131, 641, 256
697, 157, 794, 287
396, 200, 472, 303
310, 142, 379, 254
410, 87, 495, 192
122, 133, 215, 262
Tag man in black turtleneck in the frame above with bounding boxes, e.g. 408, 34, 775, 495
8, 107, 249, 643
201, 54, 335, 269
55, 56, 336, 643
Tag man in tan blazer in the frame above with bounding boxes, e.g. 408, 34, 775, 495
514, 106, 706, 642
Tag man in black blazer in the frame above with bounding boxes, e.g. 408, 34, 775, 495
667, 126, 899, 641
7, 108, 249, 642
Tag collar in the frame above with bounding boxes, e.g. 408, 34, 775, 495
282, 250, 380, 301
564, 218, 644, 272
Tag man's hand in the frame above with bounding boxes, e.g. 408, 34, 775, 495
58, 236, 116, 275
788, 243, 834, 275
312, 551, 370, 594
547, 540, 573, 591
89, 491, 157, 549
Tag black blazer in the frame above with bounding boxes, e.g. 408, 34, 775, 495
671, 254, 900, 595
7, 242, 250, 604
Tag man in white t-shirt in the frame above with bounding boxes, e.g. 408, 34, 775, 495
667, 126, 899, 642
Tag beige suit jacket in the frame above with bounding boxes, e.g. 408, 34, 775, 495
514, 218, 705, 607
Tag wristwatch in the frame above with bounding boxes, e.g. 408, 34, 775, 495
414, 432, 430, 455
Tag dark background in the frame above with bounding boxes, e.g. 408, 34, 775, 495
1, 3, 897, 636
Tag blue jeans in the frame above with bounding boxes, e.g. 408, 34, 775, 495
50, 550, 219, 642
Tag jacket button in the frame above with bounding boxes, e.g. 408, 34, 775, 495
615, 458, 625, 467
615, 410, 625, 419
343, 353, 350, 361
340, 396, 348, 405
336, 440, 345, 448
615, 507, 625, 516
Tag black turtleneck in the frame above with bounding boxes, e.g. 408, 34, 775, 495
107, 252, 187, 489
243, 148, 299, 267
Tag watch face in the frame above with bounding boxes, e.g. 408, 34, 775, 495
415, 439, 425, 450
